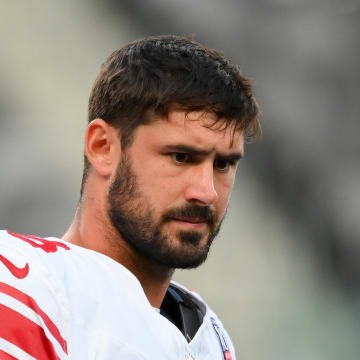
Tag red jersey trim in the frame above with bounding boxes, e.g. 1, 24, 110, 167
0, 282, 68, 354
0, 304, 61, 360
0, 349, 19, 360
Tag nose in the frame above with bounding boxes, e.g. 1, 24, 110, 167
184, 162, 218, 205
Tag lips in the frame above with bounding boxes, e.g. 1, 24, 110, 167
162, 204, 216, 228
173, 217, 206, 224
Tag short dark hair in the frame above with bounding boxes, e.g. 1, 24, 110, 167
81, 35, 260, 195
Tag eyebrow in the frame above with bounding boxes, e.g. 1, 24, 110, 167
162, 144, 243, 160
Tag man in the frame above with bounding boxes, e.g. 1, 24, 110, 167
0, 35, 260, 359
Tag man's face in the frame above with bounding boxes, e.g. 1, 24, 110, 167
107, 110, 244, 269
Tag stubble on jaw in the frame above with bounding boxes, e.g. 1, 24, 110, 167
106, 154, 224, 270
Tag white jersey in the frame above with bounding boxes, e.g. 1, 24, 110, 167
0, 230, 236, 360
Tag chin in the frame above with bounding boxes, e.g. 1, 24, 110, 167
154, 233, 212, 269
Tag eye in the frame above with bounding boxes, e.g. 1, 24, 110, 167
214, 158, 233, 171
171, 153, 189, 164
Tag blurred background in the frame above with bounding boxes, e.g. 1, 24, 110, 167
0, 0, 359, 358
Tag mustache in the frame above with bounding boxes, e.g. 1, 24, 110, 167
162, 204, 217, 225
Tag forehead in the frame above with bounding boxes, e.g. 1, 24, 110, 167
140, 110, 244, 154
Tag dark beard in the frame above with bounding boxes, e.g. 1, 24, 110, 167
107, 155, 223, 269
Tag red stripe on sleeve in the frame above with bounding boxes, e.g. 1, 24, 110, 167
0, 349, 19, 360
0, 282, 67, 354
0, 304, 60, 360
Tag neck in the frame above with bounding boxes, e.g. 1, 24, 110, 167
62, 197, 173, 308
119, 242, 174, 308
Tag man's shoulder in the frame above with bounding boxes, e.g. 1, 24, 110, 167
0, 229, 72, 280
0, 229, 71, 255
0, 230, 71, 358
0, 229, 78, 298
0, 229, 151, 358
0, 229, 141, 287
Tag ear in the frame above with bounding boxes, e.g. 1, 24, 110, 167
85, 119, 120, 178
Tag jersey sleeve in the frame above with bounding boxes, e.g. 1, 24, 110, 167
88, 330, 147, 360
0, 230, 69, 360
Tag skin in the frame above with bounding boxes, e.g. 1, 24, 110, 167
63, 110, 244, 308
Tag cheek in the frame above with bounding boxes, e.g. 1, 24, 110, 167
214, 176, 236, 210
138, 157, 186, 195
216, 193, 231, 215
136, 168, 183, 211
